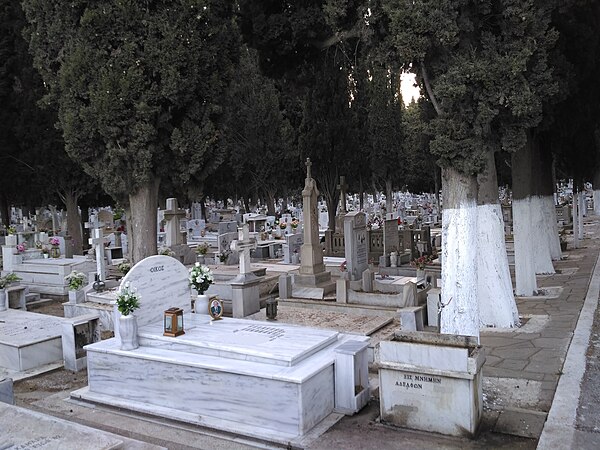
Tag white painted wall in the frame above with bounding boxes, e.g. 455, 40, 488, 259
513, 198, 538, 296
440, 202, 479, 341
477, 204, 519, 328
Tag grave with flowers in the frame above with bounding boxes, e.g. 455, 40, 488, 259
73, 254, 370, 445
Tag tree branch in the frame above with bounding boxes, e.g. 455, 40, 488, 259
421, 62, 442, 116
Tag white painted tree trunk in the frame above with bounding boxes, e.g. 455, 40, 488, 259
530, 195, 555, 274
542, 195, 562, 261
578, 192, 584, 239
513, 197, 538, 296
440, 168, 479, 341
477, 204, 519, 328
573, 193, 580, 249
594, 190, 600, 215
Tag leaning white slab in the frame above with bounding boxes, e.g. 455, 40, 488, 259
74, 314, 369, 445
0, 309, 64, 373
0, 402, 165, 449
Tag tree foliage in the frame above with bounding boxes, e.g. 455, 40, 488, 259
22, 0, 239, 202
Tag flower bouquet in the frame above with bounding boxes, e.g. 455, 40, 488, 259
189, 262, 214, 295
64, 271, 87, 291
410, 255, 433, 270
116, 281, 141, 316
16, 243, 27, 253
195, 243, 209, 255
49, 237, 60, 247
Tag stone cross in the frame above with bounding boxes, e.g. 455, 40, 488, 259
337, 175, 348, 214
88, 226, 109, 281
305, 158, 312, 180
230, 224, 257, 275
163, 198, 187, 247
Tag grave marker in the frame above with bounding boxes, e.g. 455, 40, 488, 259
114, 255, 191, 338
344, 211, 368, 282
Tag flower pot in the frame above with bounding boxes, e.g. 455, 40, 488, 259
50, 245, 60, 258
119, 314, 139, 350
196, 255, 206, 264
68, 289, 85, 304
195, 294, 209, 315
390, 252, 398, 268
43, 253, 49, 259
560, 241, 568, 251
416, 269, 425, 280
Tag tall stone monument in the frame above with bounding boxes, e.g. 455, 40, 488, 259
293, 159, 335, 299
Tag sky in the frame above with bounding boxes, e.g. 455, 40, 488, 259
401, 72, 420, 105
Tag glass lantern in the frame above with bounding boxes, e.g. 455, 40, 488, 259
163, 307, 185, 337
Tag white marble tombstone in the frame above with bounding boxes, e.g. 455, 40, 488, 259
343, 211, 368, 282
383, 218, 400, 256
218, 221, 237, 235
283, 233, 303, 264
113, 255, 192, 340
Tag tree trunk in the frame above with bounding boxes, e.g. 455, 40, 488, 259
434, 165, 441, 213
385, 179, 393, 216
594, 168, 600, 216
512, 133, 538, 295
128, 178, 160, 264
0, 192, 9, 228
200, 197, 207, 220
573, 186, 580, 249
477, 150, 519, 328
63, 190, 83, 255
440, 167, 479, 340
266, 192, 276, 216
359, 177, 364, 211
326, 192, 338, 232
531, 142, 558, 270
577, 189, 586, 239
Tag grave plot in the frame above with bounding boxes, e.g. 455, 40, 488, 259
0, 309, 64, 378
73, 254, 370, 446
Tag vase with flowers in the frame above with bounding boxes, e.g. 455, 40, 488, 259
0, 273, 21, 311
189, 263, 214, 315
116, 281, 141, 350
49, 237, 61, 258
411, 255, 433, 280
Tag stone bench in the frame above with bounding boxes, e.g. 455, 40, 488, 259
398, 305, 426, 331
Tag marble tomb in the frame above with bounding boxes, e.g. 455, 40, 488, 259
73, 255, 370, 445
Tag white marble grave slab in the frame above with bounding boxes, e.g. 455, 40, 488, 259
0, 309, 64, 371
0, 402, 165, 450
137, 315, 339, 367
78, 314, 368, 444
117, 255, 192, 327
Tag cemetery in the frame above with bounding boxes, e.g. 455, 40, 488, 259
3, 2, 600, 449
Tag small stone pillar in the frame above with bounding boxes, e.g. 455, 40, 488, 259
279, 273, 292, 299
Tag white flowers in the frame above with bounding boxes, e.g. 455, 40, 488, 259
189, 262, 214, 295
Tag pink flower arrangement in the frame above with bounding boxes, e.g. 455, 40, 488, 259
49, 237, 60, 246
16, 243, 27, 253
